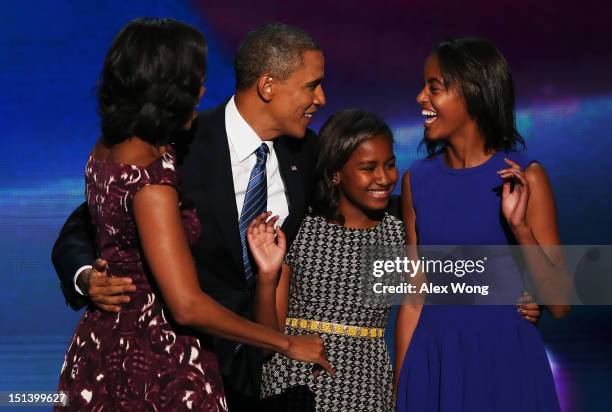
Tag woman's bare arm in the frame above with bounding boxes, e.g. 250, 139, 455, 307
499, 160, 571, 318
255, 263, 291, 333
133, 184, 333, 373
394, 171, 422, 393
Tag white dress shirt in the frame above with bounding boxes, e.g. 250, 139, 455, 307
225, 95, 289, 226
74, 96, 290, 294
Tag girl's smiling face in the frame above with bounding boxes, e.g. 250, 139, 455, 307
416, 54, 475, 142
335, 134, 398, 221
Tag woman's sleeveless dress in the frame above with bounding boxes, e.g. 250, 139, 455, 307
57, 147, 227, 411
396, 151, 560, 412
261, 213, 405, 411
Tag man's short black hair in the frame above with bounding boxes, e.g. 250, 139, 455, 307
234, 23, 319, 91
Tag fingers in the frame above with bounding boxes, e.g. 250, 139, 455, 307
310, 352, 334, 377
255, 211, 272, 227
517, 291, 535, 305
84, 260, 135, 313
289, 334, 335, 377
256, 214, 276, 236
312, 359, 334, 377
518, 302, 539, 310
89, 273, 134, 289
90, 282, 130, 312
93, 258, 108, 273
248, 211, 282, 240
520, 308, 540, 318
90, 280, 133, 313
497, 168, 524, 182
248, 211, 271, 235
88, 273, 135, 311
265, 215, 280, 233
316, 355, 335, 377
517, 292, 540, 324
517, 306, 539, 323
503, 157, 521, 169
498, 169, 530, 203
522, 314, 539, 324
100, 293, 131, 304
311, 334, 335, 376
91, 293, 131, 305
518, 302, 540, 317
518, 302, 539, 313
511, 170, 529, 188
497, 161, 528, 187
96, 303, 121, 313
498, 158, 523, 182
502, 181, 511, 198
91, 283, 136, 296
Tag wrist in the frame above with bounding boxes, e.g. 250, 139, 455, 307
255, 282, 277, 296
256, 270, 280, 285
76, 269, 92, 295
278, 335, 292, 355
512, 224, 534, 243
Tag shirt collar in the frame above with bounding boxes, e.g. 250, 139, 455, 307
225, 95, 270, 162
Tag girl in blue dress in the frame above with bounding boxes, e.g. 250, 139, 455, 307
395, 38, 570, 411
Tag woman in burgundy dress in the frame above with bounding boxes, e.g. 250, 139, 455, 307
56, 18, 331, 411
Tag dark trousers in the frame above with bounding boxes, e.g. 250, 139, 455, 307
226, 386, 315, 412
225, 387, 264, 412
260, 386, 316, 412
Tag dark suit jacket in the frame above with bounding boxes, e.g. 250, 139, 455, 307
51, 101, 317, 397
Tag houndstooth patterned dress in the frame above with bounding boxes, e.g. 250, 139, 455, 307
261, 212, 405, 411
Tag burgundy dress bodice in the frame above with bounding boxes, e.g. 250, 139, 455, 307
57, 147, 227, 411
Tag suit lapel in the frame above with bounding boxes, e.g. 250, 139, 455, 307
274, 138, 305, 233
193, 113, 306, 276
198, 107, 245, 274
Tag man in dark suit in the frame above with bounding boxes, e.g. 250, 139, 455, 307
52, 23, 325, 411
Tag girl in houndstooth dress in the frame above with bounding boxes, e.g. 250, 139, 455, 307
248, 110, 403, 411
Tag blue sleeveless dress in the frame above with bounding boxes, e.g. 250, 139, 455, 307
396, 151, 560, 412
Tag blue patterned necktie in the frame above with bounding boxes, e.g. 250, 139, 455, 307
239, 143, 269, 284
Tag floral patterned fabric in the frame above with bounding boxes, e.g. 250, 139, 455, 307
57, 147, 227, 411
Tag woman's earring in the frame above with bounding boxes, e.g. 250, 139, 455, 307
332, 176, 339, 185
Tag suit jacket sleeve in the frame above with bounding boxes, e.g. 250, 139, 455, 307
51, 202, 96, 310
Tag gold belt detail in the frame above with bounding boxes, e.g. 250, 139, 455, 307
285, 317, 384, 339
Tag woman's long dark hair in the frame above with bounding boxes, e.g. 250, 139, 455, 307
312, 109, 394, 224
422, 37, 525, 157
97, 17, 207, 146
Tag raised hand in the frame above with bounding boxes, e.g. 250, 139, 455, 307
284, 334, 335, 377
247, 211, 287, 284
498, 158, 530, 230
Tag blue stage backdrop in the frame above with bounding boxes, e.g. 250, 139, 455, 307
1, 1, 611, 411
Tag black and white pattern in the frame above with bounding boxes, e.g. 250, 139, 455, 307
261, 213, 405, 411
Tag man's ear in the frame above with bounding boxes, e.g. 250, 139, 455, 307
256, 74, 275, 102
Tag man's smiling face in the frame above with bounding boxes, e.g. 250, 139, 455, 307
267, 50, 326, 138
